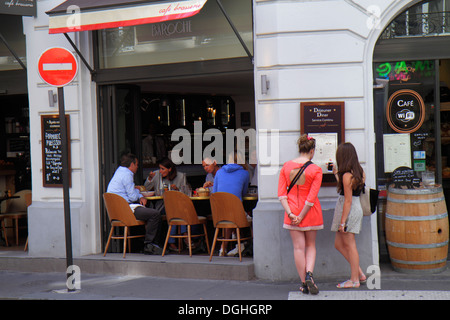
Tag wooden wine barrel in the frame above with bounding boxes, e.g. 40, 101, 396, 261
385, 186, 449, 274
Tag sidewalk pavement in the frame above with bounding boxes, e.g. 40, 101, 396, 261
0, 262, 449, 300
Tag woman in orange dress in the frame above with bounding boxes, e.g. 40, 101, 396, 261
278, 134, 323, 295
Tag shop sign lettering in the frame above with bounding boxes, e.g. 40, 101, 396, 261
152, 20, 192, 38
376, 60, 434, 83
0, 0, 36, 16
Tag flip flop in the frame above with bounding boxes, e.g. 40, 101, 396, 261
336, 280, 360, 289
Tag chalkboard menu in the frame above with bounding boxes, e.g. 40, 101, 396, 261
392, 166, 420, 189
41, 115, 71, 188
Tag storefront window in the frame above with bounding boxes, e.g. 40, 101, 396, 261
140, 93, 235, 165
0, 15, 26, 71
374, 60, 437, 185
97, 0, 253, 69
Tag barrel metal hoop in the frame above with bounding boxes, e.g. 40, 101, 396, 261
390, 257, 447, 265
386, 196, 445, 204
388, 187, 443, 195
385, 212, 448, 221
387, 240, 449, 249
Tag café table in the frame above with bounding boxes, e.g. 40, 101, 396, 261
145, 193, 258, 216
145, 193, 258, 251
144, 194, 258, 201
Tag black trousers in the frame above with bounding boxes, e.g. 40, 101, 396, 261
134, 206, 161, 244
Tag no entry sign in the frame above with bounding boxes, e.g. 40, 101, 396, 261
38, 47, 78, 291
38, 47, 78, 87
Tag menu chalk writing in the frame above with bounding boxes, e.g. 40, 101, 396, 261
392, 166, 419, 189
41, 115, 71, 187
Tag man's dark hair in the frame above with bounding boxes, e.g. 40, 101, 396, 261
120, 152, 137, 168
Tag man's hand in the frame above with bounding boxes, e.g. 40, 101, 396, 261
203, 181, 213, 188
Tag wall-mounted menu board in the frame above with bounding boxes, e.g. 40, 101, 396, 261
41, 115, 71, 188
301, 102, 345, 185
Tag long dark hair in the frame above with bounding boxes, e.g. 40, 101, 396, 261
335, 143, 364, 193
159, 157, 177, 181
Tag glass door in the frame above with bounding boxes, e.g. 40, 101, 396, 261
98, 84, 141, 251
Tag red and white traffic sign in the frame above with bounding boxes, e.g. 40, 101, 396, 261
38, 47, 78, 87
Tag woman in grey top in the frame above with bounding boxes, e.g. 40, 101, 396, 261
144, 157, 187, 197
145, 157, 187, 251
330, 143, 367, 289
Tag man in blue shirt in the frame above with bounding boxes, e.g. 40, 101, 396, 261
107, 153, 162, 255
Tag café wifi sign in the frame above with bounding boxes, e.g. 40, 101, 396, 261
386, 89, 425, 134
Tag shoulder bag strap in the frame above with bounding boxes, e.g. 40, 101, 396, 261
287, 161, 312, 194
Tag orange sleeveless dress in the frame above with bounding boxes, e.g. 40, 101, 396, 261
278, 161, 324, 231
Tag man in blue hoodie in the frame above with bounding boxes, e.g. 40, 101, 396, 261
212, 162, 249, 200
212, 151, 250, 256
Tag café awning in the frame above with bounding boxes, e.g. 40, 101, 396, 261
47, 0, 208, 34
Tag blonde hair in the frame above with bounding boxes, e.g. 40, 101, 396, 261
297, 134, 316, 154
227, 150, 248, 170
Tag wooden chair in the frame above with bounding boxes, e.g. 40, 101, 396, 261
162, 191, 210, 257
103, 192, 146, 258
0, 189, 31, 246
209, 192, 252, 262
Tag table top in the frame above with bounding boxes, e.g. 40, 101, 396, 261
0, 195, 20, 215
144, 194, 258, 201
0, 195, 20, 202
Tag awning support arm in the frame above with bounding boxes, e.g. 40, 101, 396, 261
63, 33, 96, 79
0, 32, 27, 70
215, 0, 253, 63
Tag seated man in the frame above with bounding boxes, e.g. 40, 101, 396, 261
202, 157, 220, 192
107, 152, 162, 255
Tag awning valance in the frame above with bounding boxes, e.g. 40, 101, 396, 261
47, 0, 207, 34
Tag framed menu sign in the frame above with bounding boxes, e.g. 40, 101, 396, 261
301, 102, 345, 184
41, 115, 71, 188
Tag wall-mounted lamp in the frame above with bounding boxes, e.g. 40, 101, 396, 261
48, 90, 57, 107
373, 78, 389, 89
261, 74, 270, 95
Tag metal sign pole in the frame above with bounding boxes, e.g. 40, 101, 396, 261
57, 86, 74, 292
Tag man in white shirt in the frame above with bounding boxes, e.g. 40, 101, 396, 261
107, 153, 162, 255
